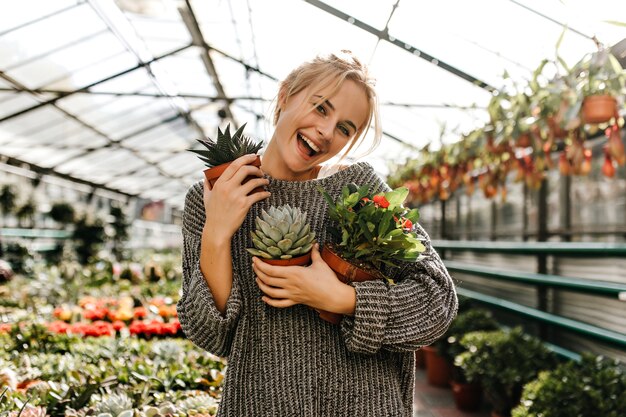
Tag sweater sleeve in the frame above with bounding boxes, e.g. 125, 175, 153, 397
339, 166, 458, 355
176, 182, 242, 358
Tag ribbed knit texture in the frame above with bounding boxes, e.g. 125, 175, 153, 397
177, 162, 458, 417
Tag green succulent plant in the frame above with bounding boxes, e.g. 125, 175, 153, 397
246, 205, 316, 260
189, 123, 263, 168
93, 392, 133, 417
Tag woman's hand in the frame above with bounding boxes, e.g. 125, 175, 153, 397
204, 154, 270, 243
252, 244, 357, 315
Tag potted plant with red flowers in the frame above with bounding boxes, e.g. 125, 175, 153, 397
189, 123, 264, 192
316, 183, 426, 324
247, 204, 316, 266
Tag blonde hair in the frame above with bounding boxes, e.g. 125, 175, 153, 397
272, 50, 382, 159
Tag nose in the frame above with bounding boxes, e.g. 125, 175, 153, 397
316, 119, 334, 141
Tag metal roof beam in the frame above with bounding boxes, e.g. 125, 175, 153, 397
179, 0, 237, 125
302, 0, 495, 92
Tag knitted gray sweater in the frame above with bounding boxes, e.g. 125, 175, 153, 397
177, 162, 458, 417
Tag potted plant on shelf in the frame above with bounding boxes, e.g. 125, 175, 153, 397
511, 354, 626, 417
246, 204, 316, 266
189, 123, 264, 192
431, 309, 499, 409
455, 327, 558, 417
316, 183, 426, 324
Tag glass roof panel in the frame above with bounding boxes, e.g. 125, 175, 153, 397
55, 146, 146, 178
154, 47, 217, 96
124, 14, 191, 56
0, 0, 80, 36
325, 0, 398, 30
388, 0, 626, 90
370, 42, 492, 107
0, 106, 66, 139
5, 32, 127, 89
125, 127, 192, 153
0, 93, 41, 119
0, 3, 106, 69
44, 51, 139, 91
210, 0, 379, 79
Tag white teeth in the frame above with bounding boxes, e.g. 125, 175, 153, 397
299, 133, 320, 152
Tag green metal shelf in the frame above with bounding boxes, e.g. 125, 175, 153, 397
445, 260, 626, 300
457, 287, 626, 349
434, 239, 626, 257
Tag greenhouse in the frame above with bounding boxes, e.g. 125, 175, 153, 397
1, 1, 625, 416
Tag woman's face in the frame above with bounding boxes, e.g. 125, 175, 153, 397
271, 79, 370, 174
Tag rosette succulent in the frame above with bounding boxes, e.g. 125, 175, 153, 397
177, 394, 218, 415
246, 205, 315, 260
93, 392, 133, 417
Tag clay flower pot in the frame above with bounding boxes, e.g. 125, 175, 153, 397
451, 380, 483, 411
318, 244, 381, 324
582, 95, 617, 124
260, 251, 312, 267
423, 345, 452, 387
203, 155, 264, 194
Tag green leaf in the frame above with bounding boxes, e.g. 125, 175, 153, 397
383, 187, 409, 208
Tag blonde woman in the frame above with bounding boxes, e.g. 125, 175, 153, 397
177, 50, 458, 417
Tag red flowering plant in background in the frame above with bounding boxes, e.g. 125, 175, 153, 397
318, 183, 426, 277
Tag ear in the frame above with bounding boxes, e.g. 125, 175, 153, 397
277, 86, 288, 110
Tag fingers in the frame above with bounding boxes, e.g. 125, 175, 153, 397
262, 297, 296, 308
252, 262, 286, 287
220, 154, 260, 182
252, 257, 294, 278
310, 243, 322, 263
255, 277, 288, 299
241, 176, 269, 196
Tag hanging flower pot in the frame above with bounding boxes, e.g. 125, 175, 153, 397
582, 95, 617, 124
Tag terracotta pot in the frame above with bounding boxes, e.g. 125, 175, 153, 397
451, 380, 482, 411
317, 245, 381, 324
582, 95, 617, 124
260, 251, 311, 267
415, 348, 426, 369
203, 155, 264, 194
423, 345, 452, 387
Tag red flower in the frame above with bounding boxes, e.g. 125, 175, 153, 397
0, 323, 12, 333
402, 218, 413, 229
133, 307, 148, 319
112, 320, 125, 331
373, 195, 390, 208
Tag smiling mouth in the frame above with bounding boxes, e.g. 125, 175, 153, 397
297, 132, 320, 157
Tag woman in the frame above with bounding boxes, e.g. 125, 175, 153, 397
177, 50, 458, 417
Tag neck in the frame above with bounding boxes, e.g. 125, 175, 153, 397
262, 140, 318, 181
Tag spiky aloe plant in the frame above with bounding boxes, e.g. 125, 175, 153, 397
189, 123, 263, 168
247, 205, 315, 260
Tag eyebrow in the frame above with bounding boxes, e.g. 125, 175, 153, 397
314, 95, 358, 133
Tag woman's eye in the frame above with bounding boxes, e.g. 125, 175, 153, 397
338, 125, 350, 136
316, 104, 326, 115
